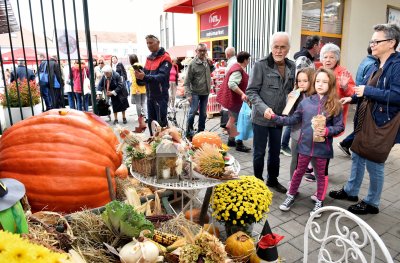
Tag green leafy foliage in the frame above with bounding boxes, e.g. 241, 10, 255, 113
0, 80, 41, 107
101, 200, 154, 238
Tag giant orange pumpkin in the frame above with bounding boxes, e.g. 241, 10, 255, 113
191, 131, 222, 148
0, 109, 122, 213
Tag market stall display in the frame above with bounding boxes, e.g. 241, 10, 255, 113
0, 112, 278, 263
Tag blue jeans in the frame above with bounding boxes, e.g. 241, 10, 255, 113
75, 93, 83, 111
281, 126, 291, 148
187, 94, 209, 135
147, 97, 168, 136
67, 92, 76, 109
344, 152, 384, 207
252, 123, 283, 182
126, 81, 131, 96
83, 94, 91, 111
40, 84, 53, 110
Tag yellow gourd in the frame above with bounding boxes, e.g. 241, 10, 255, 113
249, 252, 261, 263
225, 231, 255, 262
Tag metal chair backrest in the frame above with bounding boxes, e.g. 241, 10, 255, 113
303, 206, 394, 263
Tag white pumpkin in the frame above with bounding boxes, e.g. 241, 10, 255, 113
119, 239, 159, 263
119, 240, 142, 263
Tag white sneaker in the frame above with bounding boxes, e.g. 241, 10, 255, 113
279, 194, 295, 211
310, 199, 323, 217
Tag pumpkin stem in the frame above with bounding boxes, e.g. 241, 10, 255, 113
237, 234, 250, 242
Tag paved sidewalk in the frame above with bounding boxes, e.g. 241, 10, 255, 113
115, 102, 400, 262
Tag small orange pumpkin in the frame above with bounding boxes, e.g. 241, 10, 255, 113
184, 208, 209, 224
191, 131, 222, 148
0, 109, 122, 213
203, 223, 220, 238
115, 163, 129, 179
225, 231, 255, 262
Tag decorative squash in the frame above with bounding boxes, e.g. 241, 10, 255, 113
115, 163, 129, 178
0, 109, 122, 213
203, 223, 220, 238
184, 208, 209, 224
191, 131, 222, 148
249, 252, 261, 263
225, 231, 255, 262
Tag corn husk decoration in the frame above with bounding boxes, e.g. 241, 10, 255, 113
192, 144, 225, 177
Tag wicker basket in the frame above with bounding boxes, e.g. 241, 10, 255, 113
131, 157, 155, 177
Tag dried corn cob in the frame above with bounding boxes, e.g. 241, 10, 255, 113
152, 230, 179, 246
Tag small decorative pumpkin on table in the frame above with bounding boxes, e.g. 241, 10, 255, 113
225, 231, 255, 262
191, 131, 222, 148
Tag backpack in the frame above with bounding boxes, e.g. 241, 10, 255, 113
39, 62, 49, 86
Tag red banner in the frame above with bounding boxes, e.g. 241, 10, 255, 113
200, 6, 229, 30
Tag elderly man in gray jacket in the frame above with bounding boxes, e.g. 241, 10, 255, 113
246, 32, 296, 193
184, 43, 215, 138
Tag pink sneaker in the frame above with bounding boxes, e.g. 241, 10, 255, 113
310, 193, 318, 202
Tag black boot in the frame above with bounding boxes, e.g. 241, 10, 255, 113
227, 138, 236, 147
235, 140, 251, 152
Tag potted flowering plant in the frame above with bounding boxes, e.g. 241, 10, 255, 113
212, 176, 273, 236
0, 80, 41, 128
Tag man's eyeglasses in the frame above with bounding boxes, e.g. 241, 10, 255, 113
197, 49, 207, 52
99, 62, 104, 64
272, 45, 288, 51
369, 39, 393, 46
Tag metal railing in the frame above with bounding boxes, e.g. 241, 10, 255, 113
0, 0, 96, 134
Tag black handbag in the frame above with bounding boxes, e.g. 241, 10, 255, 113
96, 98, 111, 116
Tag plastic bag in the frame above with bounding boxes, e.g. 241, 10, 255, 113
236, 102, 253, 141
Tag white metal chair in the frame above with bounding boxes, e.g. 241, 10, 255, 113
303, 206, 394, 263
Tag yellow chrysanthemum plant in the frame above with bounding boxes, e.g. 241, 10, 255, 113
0, 230, 72, 263
212, 176, 273, 227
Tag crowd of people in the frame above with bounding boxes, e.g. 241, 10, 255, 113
3, 22, 399, 217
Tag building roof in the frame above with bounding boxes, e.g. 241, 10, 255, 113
1, 28, 136, 48
0, 27, 51, 49
0, 1, 18, 34
77, 30, 136, 44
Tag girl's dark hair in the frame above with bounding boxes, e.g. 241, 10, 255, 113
110, 55, 118, 65
295, 67, 316, 96
129, 54, 139, 65
237, 51, 250, 63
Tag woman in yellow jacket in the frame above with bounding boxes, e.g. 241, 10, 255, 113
128, 54, 147, 132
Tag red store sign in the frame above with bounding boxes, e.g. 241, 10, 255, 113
200, 6, 229, 39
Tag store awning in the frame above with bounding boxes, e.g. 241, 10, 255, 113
166, 45, 197, 58
163, 0, 193, 14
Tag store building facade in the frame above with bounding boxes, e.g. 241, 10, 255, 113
164, 0, 400, 75
164, 0, 284, 64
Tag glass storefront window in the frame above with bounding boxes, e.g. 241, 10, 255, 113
301, 0, 344, 51
212, 39, 228, 61
301, 0, 322, 32
322, 0, 344, 34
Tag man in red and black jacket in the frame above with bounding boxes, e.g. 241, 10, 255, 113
135, 35, 172, 135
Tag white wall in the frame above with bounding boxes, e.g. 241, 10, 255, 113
170, 14, 197, 46
286, 0, 302, 60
